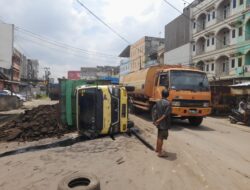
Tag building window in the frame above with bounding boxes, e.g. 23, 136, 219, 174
233, 0, 236, 8
207, 38, 210, 47
208, 13, 210, 22
239, 27, 243, 36
239, 0, 243, 5
223, 62, 226, 72
231, 59, 235, 68
193, 44, 196, 52
211, 63, 214, 71
238, 57, 242, 67
232, 29, 236, 38
193, 21, 196, 29
212, 11, 215, 19
212, 37, 215, 45
223, 7, 227, 19
206, 64, 209, 71
223, 36, 226, 45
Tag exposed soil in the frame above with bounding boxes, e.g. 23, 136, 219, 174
0, 104, 69, 142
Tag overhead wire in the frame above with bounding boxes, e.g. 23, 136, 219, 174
0, 16, 119, 59
15, 26, 118, 58
76, 0, 130, 45
15, 34, 119, 64
76, 0, 167, 61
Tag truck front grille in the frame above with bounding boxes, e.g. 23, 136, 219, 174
173, 99, 209, 107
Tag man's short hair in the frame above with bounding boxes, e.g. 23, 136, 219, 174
162, 89, 169, 98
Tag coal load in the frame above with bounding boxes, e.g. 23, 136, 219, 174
0, 104, 68, 142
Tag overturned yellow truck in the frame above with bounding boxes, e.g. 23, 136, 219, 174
75, 85, 134, 136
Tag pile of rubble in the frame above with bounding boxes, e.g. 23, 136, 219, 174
0, 104, 69, 142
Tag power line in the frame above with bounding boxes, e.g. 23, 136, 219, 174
15, 34, 120, 64
15, 26, 118, 58
76, 0, 169, 68
0, 17, 119, 58
14, 40, 32, 58
15, 30, 119, 60
76, 0, 130, 45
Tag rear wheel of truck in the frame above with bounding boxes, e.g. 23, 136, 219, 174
151, 104, 157, 122
229, 117, 237, 124
188, 117, 203, 126
129, 104, 137, 114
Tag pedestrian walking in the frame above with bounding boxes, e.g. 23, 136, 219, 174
153, 89, 171, 157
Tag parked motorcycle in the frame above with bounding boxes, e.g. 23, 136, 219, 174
229, 109, 250, 126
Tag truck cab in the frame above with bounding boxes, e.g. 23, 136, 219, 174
76, 85, 133, 137
152, 69, 211, 126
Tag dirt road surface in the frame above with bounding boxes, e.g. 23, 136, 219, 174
0, 112, 249, 189
130, 114, 250, 190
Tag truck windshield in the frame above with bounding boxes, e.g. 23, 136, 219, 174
170, 70, 209, 91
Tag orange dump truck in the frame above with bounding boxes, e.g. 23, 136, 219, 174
120, 65, 211, 126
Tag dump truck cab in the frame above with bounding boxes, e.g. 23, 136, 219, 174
76, 85, 132, 136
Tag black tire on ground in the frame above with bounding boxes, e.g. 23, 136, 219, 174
229, 117, 237, 124
57, 172, 100, 190
188, 117, 203, 126
127, 120, 134, 129
129, 103, 135, 114
129, 102, 139, 114
151, 104, 157, 122
246, 119, 250, 127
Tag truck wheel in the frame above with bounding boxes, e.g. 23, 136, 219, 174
129, 104, 136, 114
127, 120, 134, 128
57, 172, 100, 190
151, 104, 157, 122
188, 117, 203, 126
246, 119, 250, 127
229, 118, 237, 124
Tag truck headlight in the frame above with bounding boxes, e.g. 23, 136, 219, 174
172, 101, 181, 107
203, 102, 209, 107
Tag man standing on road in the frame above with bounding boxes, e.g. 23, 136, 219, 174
154, 89, 171, 157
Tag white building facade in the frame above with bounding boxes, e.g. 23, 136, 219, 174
191, 0, 250, 80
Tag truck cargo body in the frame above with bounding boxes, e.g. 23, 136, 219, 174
120, 65, 212, 126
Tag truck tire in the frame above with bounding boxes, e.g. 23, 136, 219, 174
188, 117, 203, 126
151, 104, 157, 122
127, 120, 134, 128
229, 117, 237, 124
57, 172, 100, 190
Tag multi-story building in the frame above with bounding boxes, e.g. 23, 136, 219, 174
0, 48, 21, 91
119, 45, 131, 77
80, 66, 119, 80
20, 55, 28, 80
12, 48, 21, 82
191, 0, 250, 82
130, 36, 164, 72
119, 36, 164, 77
119, 58, 131, 76
164, 6, 193, 65
27, 59, 39, 80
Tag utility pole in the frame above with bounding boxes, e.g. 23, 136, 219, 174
44, 67, 50, 96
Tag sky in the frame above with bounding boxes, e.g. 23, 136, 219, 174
0, 0, 189, 80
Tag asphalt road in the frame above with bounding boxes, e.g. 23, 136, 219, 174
130, 113, 250, 190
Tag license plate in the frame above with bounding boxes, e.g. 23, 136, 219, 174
189, 109, 198, 114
